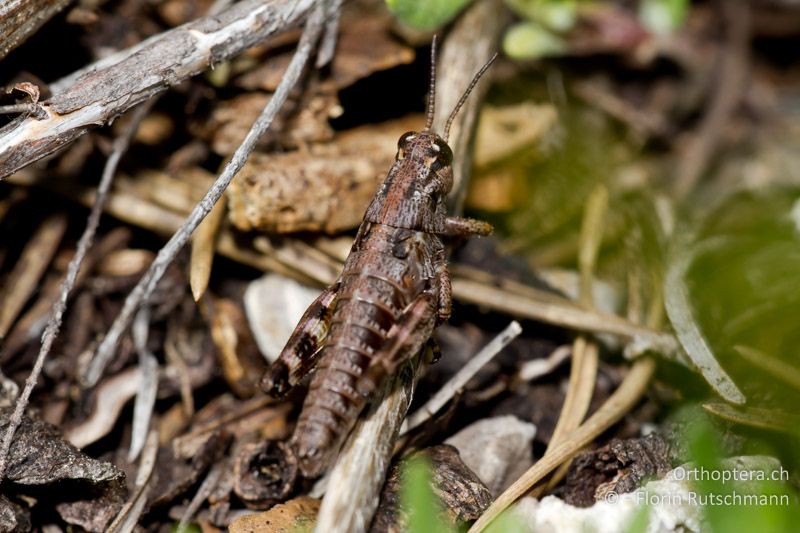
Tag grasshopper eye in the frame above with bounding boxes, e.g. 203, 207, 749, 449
397, 131, 417, 160
398, 131, 417, 149
430, 140, 453, 171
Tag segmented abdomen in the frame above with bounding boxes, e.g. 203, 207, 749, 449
292, 230, 418, 477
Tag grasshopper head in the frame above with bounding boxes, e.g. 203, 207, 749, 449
396, 130, 454, 195
363, 129, 453, 232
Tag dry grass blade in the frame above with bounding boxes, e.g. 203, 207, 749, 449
703, 402, 800, 435
544, 339, 598, 448
451, 278, 675, 350
190, 194, 227, 301
129, 308, 159, 462
0, 100, 153, 483
82, 4, 328, 387
403, 321, 522, 435
537, 185, 607, 491
0, 212, 67, 339
664, 240, 745, 404
734, 345, 800, 392
108, 430, 159, 533
468, 357, 656, 532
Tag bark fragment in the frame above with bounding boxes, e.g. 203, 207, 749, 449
563, 433, 672, 506
370, 445, 492, 533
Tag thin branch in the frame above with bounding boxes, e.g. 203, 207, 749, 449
0, 100, 154, 483
0, 0, 73, 60
82, 3, 327, 387
314, 359, 421, 533
435, 0, 506, 213
178, 461, 225, 531
402, 321, 522, 435
0, 0, 319, 179
316, 0, 344, 68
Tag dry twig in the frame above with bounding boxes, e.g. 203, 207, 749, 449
402, 321, 522, 435
314, 360, 420, 533
108, 430, 160, 533
0, 0, 73, 60
82, 3, 328, 387
0, 0, 318, 179
0, 100, 154, 483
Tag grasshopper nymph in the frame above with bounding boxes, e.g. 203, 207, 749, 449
262, 38, 496, 477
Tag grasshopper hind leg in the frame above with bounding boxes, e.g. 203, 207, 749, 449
356, 292, 438, 396
260, 285, 338, 397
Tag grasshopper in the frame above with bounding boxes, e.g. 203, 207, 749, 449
261, 40, 496, 478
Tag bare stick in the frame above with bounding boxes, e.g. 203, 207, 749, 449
0, 100, 154, 483
82, 4, 327, 387
402, 321, 522, 435
434, 0, 505, 213
451, 277, 678, 351
314, 362, 419, 533
178, 461, 225, 531
0, 0, 73, 60
0, 103, 41, 116
316, 0, 343, 68
0, 0, 318, 179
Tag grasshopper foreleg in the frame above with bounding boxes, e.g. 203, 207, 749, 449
444, 216, 493, 236
436, 252, 452, 324
261, 285, 338, 397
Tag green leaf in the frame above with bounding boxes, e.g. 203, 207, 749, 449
639, 0, 689, 35
401, 457, 452, 533
385, 0, 474, 30
503, 21, 565, 59
505, 0, 578, 32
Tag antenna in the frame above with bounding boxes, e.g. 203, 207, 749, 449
443, 52, 498, 141
424, 35, 437, 131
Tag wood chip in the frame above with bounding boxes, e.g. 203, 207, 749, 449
229, 496, 320, 533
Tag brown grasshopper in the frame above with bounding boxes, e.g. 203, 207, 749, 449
261, 40, 496, 478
